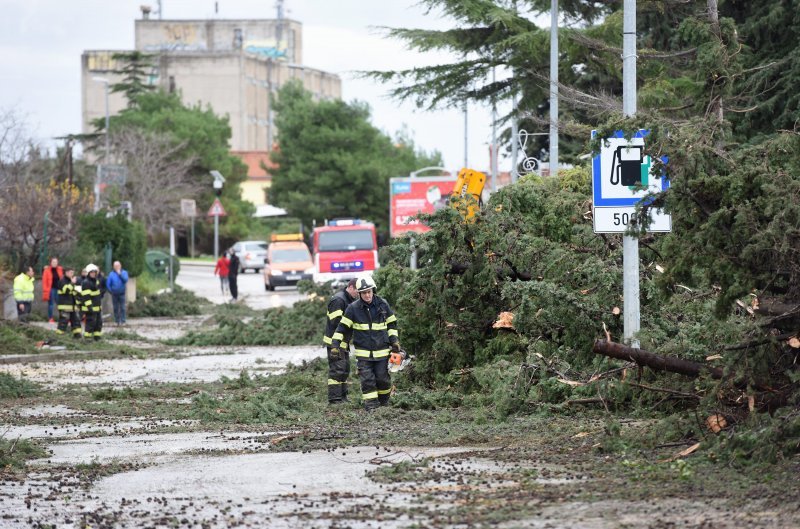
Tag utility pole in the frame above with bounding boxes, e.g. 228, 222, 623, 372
463, 101, 468, 168
549, 0, 559, 177
622, 0, 640, 348
511, 94, 519, 184
491, 67, 498, 192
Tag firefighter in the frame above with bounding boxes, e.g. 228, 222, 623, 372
323, 278, 359, 404
81, 264, 103, 340
330, 276, 401, 411
55, 268, 82, 337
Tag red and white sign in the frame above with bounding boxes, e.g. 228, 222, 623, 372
390, 176, 456, 237
207, 198, 227, 217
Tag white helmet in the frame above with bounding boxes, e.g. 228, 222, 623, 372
85, 263, 99, 274
355, 275, 376, 292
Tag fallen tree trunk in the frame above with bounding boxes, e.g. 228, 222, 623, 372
592, 340, 724, 379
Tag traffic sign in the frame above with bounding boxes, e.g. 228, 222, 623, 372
592, 130, 671, 233
207, 198, 227, 217
181, 199, 197, 217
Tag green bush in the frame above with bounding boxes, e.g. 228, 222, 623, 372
0, 373, 39, 399
78, 211, 146, 276
173, 295, 326, 346
127, 285, 208, 317
0, 436, 48, 470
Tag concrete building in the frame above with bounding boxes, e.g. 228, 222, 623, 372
81, 13, 342, 155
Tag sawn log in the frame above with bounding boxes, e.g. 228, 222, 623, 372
592, 340, 724, 379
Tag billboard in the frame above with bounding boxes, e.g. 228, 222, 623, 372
390, 176, 457, 237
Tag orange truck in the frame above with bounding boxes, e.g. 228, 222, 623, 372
263, 234, 314, 291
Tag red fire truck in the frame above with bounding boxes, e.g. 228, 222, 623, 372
311, 219, 379, 284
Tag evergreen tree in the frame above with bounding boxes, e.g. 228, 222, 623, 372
110, 51, 157, 106
270, 81, 442, 239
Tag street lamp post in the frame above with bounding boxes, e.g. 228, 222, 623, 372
210, 170, 226, 260
92, 77, 110, 213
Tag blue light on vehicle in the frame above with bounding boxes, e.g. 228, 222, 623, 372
328, 219, 362, 226
332, 261, 364, 271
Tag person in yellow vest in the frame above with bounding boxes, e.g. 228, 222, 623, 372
13, 266, 35, 322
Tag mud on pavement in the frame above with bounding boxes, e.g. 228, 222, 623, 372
1, 318, 799, 528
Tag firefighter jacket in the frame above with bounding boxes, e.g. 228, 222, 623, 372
56, 276, 78, 311
331, 295, 399, 359
81, 276, 102, 312
13, 273, 34, 302
323, 289, 356, 348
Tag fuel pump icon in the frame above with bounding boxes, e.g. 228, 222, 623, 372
610, 145, 645, 187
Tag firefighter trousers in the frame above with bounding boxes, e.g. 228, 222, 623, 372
57, 309, 81, 337
327, 347, 350, 403
357, 357, 391, 410
84, 309, 102, 339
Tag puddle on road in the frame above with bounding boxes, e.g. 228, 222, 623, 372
2, 345, 324, 386
43, 430, 290, 465
117, 315, 210, 341
1, 418, 196, 441
15, 404, 82, 418
95, 445, 467, 498
0, 445, 481, 529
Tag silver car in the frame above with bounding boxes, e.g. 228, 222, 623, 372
231, 240, 268, 273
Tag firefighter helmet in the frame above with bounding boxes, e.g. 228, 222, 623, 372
355, 275, 376, 292
85, 263, 99, 274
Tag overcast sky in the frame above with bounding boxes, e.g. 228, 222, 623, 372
0, 0, 535, 173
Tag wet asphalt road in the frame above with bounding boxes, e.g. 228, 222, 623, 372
176, 261, 306, 309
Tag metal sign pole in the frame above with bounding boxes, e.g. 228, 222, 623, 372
214, 215, 219, 261
191, 215, 195, 258
549, 0, 559, 177
622, 0, 640, 348
169, 226, 175, 291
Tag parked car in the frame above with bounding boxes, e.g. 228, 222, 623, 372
263, 234, 314, 290
231, 240, 268, 273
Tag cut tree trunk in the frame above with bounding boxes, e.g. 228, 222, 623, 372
592, 340, 724, 379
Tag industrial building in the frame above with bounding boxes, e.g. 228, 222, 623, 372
81, 9, 342, 206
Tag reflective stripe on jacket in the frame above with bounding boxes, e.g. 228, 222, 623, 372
13, 273, 34, 302
56, 277, 77, 311
81, 276, 102, 312
323, 289, 355, 348
331, 294, 398, 359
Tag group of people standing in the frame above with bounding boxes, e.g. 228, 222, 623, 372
323, 275, 404, 411
12, 257, 129, 339
214, 249, 240, 302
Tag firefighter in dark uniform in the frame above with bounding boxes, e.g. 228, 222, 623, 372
55, 268, 82, 337
331, 276, 402, 410
81, 264, 103, 340
323, 278, 358, 404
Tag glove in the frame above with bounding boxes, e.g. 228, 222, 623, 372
329, 347, 342, 360
391, 342, 401, 353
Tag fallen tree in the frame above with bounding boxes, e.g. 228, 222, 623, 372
592, 339, 724, 379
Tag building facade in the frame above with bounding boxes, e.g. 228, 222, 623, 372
82, 15, 341, 153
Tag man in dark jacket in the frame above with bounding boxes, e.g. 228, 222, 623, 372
228, 249, 240, 301
330, 276, 401, 411
81, 264, 103, 340
106, 260, 129, 325
56, 268, 81, 337
323, 278, 358, 404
